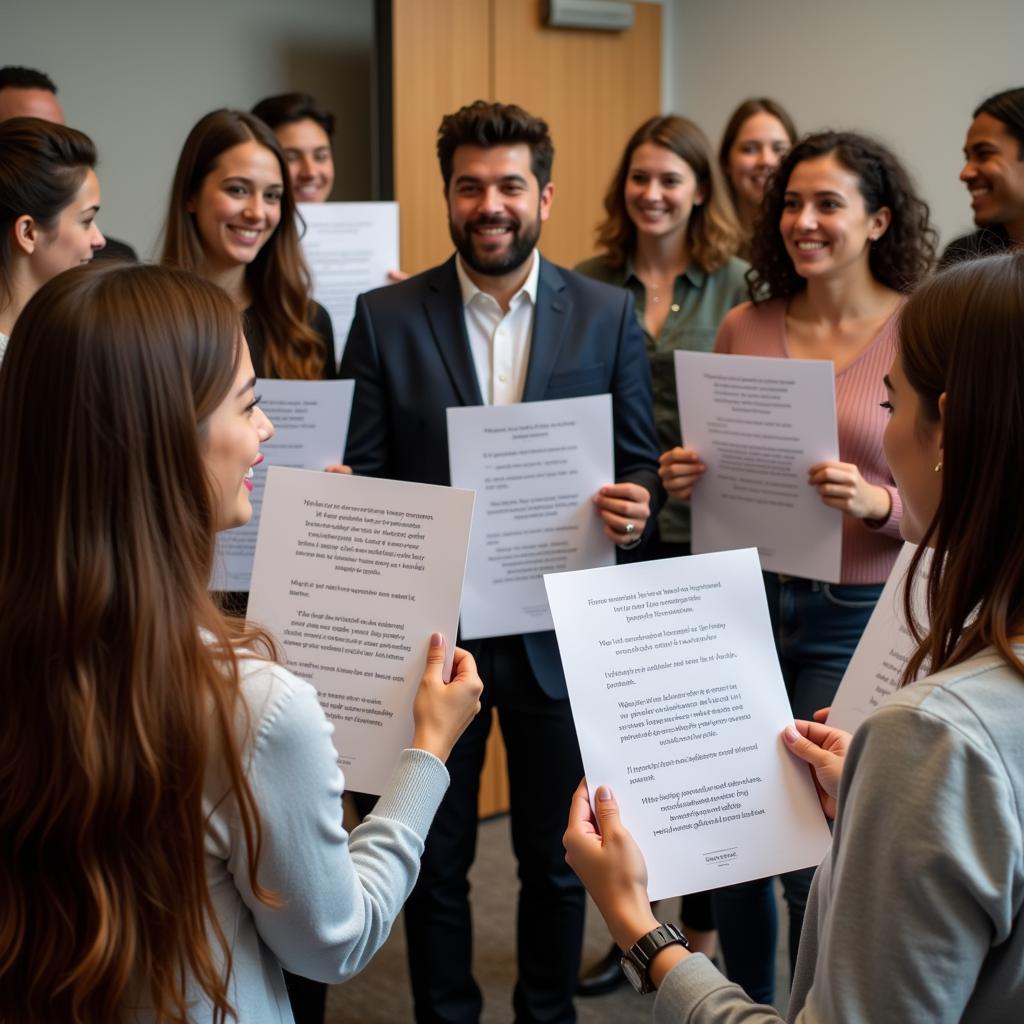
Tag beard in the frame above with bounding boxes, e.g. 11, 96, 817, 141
449, 211, 541, 276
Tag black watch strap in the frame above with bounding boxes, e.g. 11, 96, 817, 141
621, 922, 689, 994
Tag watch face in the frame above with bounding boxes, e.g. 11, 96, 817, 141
620, 956, 645, 993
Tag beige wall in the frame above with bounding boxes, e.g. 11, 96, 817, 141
5, 0, 375, 258
668, 0, 1024, 247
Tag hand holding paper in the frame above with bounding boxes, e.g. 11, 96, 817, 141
563, 780, 661, 950
411, 637, 483, 762
782, 720, 851, 819
591, 481, 652, 544
808, 460, 893, 521
658, 446, 706, 500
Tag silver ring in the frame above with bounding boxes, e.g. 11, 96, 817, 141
624, 522, 635, 535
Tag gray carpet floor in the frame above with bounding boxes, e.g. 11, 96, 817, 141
326, 814, 789, 1022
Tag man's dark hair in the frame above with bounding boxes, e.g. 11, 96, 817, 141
251, 91, 334, 137
0, 66, 58, 94
974, 87, 1024, 158
437, 100, 554, 189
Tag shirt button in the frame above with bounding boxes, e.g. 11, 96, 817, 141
670, 303, 680, 312
499, 373, 508, 383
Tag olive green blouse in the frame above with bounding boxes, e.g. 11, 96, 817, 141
575, 254, 749, 543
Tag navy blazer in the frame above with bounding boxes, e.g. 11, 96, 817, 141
340, 254, 662, 698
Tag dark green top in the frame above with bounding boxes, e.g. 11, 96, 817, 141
575, 254, 749, 543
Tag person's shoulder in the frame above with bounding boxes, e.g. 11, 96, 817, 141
359, 259, 456, 311
236, 655, 323, 748
719, 296, 777, 329
547, 257, 630, 306
860, 651, 1024, 767
572, 254, 619, 284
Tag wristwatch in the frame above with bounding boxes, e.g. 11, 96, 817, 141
620, 922, 689, 994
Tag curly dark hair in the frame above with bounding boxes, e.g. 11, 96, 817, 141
437, 100, 554, 189
748, 130, 937, 301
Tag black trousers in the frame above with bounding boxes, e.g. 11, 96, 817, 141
403, 635, 585, 1023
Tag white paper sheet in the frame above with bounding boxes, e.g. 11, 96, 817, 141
211, 378, 354, 592
675, 350, 843, 582
298, 201, 400, 365
544, 548, 832, 900
246, 467, 474, 793
829, 543, 931, 734
447, 394, 615, 640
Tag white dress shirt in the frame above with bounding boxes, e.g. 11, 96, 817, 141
455, 251, 540, 405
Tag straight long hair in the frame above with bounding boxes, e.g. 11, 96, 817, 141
595, 114, 741, 274
160, 108, 325, 379
0, 263, 277, 1023
898, 252, 1024, 683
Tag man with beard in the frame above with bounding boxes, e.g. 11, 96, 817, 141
340, 100, 661, 1023
939, 87, 1024, 268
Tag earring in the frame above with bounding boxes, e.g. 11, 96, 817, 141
934, 461, 943, 473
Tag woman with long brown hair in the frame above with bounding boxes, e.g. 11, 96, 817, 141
565, 250, 1024, 1021
0, 262, 482, 1023
161, 107, 335, 379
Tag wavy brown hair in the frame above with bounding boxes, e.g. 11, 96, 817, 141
595, 114, 741, 274
0, 263, 277, 1023
897, 252, 1024, 684
748, 131, 937, 302
161, 108, 326, 379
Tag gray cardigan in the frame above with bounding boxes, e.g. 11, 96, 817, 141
654, 650, 1024, 1022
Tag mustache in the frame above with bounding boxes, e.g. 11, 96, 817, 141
466, 213, 519, 230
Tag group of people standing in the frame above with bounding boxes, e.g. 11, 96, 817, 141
1, 58, 1024, 1024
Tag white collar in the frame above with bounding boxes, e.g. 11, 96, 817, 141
455, 250, 540, 308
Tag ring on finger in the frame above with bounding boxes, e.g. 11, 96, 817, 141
624, 521, 635, 535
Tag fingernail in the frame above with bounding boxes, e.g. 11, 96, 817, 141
596, 785, 613, 801
784, 725, 799, 743
430, 632, 443, 648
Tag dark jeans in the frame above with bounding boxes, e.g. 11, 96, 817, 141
712, 574, 882, 1004
403, 635, 585, 1024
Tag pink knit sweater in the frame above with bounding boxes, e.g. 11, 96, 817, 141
714, 299, 903, 584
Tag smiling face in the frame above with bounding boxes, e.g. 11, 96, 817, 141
882, 355, 943, 544
960, 112, 1024, 231
624, 142, 703, 246
780, 153, 890, 283
31, 168, 105, 285
275, 118, 334, 203
727, 112, 791, 209
203, 342, 274, 531
189, 141, 283, 274
446, 142, 552, 276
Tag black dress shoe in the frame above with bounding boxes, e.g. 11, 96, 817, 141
576, 943, 625, 997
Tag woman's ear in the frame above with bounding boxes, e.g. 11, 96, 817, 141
12, 215, 39, 257
870, 206, 892, 241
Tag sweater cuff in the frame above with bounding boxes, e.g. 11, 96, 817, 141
653, 953, 760, 1022
364, 748, 450, 840
863, 483, 903, 539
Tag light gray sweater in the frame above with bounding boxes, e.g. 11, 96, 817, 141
137, 657, 449, 1022
654, 649, 1024, 1022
